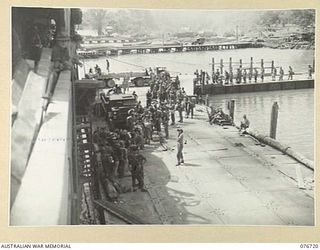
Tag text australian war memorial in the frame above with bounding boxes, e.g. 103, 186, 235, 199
10, 7, 315, 225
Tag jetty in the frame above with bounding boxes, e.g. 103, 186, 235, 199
91, 85, 314, 225
82, 42, 262, 56
202, 79, 314, 95
194, 57, 314, 95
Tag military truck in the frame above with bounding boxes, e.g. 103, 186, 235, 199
101, 93, 138, 129
85, 67, 173, 88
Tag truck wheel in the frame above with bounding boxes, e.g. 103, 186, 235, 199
135, 78, 144, 87
106, 79, 115, 88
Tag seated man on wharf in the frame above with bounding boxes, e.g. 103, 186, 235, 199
239, 114, 250, 134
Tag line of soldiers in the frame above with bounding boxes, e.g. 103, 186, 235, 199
92, 69, 197, 199
194, 65, 303, 85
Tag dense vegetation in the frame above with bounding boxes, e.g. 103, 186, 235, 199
81, 9, 315, 37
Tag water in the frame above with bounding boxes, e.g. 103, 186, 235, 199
82, 48, 314, 160
82, 47, 314, 76
209, 89, 314, 160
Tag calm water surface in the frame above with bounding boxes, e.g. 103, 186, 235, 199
83, 48, 314, 160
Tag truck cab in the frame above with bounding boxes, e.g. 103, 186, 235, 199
101, 93, 138, 129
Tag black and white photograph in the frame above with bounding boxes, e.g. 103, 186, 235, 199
10, 6, 315, 226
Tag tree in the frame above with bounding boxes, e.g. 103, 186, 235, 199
84, 9, 107, 35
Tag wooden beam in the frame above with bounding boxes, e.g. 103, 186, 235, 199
94, 199, 148, 224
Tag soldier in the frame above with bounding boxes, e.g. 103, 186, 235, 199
189, 97, 196, 119
122, 75, 129, 94
176, 102, 184, 123
288, 66, 294, 80
159, 132, 168, 151
279, 67, 284, 81
308, 65, 313, 79
118, 141, 128, 178
243, 69, 247, 83
185, 97, 190, 118
254, 68, 258, 83
162, 107, 170, 139
224, 70, 230, 84
128, 146, 147, 192
126, 110, 134, 131
112, 141, 121, 179
170, 102, 176, 125
146, 89, 152, 107
144, 116, 152, 144
261, 66, 265, 82
176, 128, 184, 166
236, 68, 242, 84
229, 69, 234, 84
272, 67, 277, 81
132, 91, 138, 100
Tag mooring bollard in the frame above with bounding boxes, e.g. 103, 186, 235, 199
270, 102, 279, 139
229, 100, 235, 121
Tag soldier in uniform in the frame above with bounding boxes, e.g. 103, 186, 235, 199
189, 97, 196, 119
261, 66, 265, 82
162, 107, 170, 139
146, 89, 152, 107
176, 101, 183, 123
118, 141, 128, 178
279, 67, 284, 81
176, 128, 184, 166
254, 68, 258, 83
128, 146, 147, 192
170, 102, 176, 125
243, 69, 247, 83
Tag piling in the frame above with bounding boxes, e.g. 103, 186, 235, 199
220, 59, 223, 74
206, 94, 209, 106
271, 60, 274, 73
212, 58, 215, 78
229, 57, 232, 72
239, 59, 242, 69
249, 57, 253, 81
229, 100, 235, 121
270, 102, 279, 139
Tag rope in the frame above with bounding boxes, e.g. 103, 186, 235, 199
140, 54, 208, 67
107, 57, 146, 69
107, 56, 182, 75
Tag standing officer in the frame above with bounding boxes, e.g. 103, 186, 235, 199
176, 128, 184, 166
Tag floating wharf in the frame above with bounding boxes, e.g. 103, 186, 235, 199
99, 84, 314, 225
83, 42, 262, 55
202, 78, 314, 95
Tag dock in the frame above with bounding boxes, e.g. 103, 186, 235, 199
82, 42, 262, 56
202, 79, 314, 95
95, 85, 314, 225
